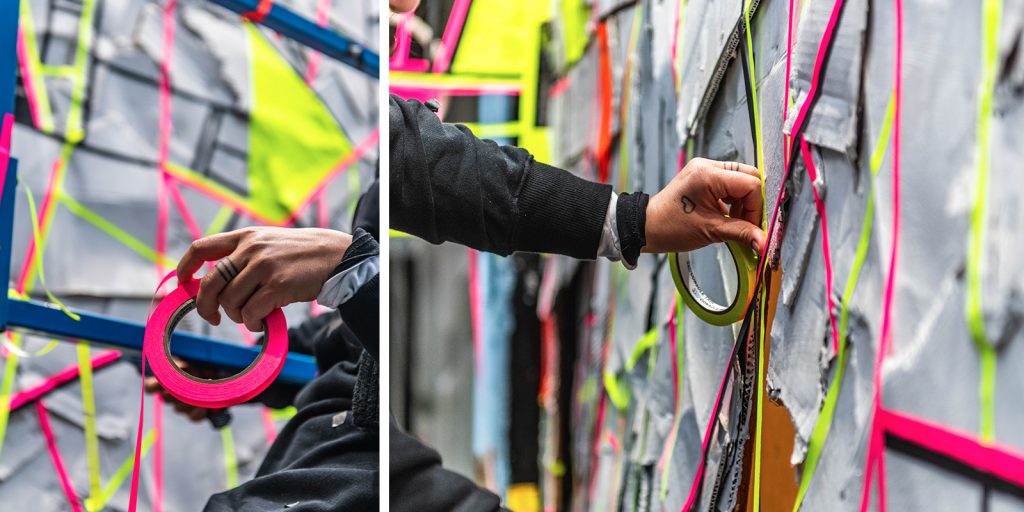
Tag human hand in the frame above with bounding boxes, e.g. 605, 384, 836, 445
177, 227, 353, 331
143, 359, 224, 423
390, 0, 420, 13
643, 158, 766, 254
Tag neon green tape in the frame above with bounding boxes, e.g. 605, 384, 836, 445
752, 287, 767, 511
77, 342, 102, 501
23, 182, 80, 320
0, 350, 20, 462
603, 367, 631, 411
85, 430, 156, 512
670, 242, 756, 326
64, 0, 97, 143
18, 0, 55, 133
19, 144, 73, 296
205, 206, 234, 236
659, 299, 686, 501
626, 327, 658, 372
220, 427, 239, 489
743, 0, 766, 226
792, 93, 894, 511
59, 193, 175, 268
675, 0, 688, 94
458, 121, 522, 140
966, 0, 1000, 444
269, 406, 297, 422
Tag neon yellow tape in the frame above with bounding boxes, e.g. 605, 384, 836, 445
659, 299, 686, 501
675, 0, 689, 94
0, 350, 20, 462
966, 0, 1001, 444
85, 430, 156, 512
506, 483, 541, 512
792, 92, 894, 511
603, 367, 631, 411
458, 121, 521, 140
77, 342, 102, 501
59, 193, 175, 268
669, 242, 756, 326
20, 144, 72, 296
23, 182, 80, 320
205, 206, 234, 236
220, 426, 239, 489
389, 71, 521, 91
64, 0, 97, 143
0, 331, 58, 358
269, 406, 297, 422
626, 327, 658, 372
389, 229, 412, 238
18, 0, 55, 133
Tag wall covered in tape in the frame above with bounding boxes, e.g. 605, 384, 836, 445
391, 0, 1024, 510
0, 0, 378, 510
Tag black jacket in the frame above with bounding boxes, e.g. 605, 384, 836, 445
388, 94, 648, 511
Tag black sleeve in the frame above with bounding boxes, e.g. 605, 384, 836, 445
389, 94, 618, 260
334, 228, 379, 361
390, 415, 504, 512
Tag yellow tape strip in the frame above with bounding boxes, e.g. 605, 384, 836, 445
78, 342, 102, 501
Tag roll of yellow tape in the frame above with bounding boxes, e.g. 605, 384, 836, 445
669, 241, 756, 326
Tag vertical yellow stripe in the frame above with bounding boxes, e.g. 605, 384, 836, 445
78, 342, 102, 501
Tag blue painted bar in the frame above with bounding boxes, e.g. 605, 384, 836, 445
0, 159, 17, 332
207, 0, 379, 78
0, 0, 19, 117
7, 298, 318, 386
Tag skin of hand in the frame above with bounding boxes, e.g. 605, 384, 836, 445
143, 359, 222, 422
390, 0, 420, 13
177, 227, 353, 332
643, 158, 767, 254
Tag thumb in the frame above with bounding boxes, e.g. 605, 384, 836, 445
715, 217, 766, 253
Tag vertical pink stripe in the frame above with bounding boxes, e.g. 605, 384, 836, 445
783, 0, 794, 168
155, 0, 177, 276
303, 0, 332, 85
153, 393, 164, 512
861, 2, 902, 510
432, 0, 472, 73
657, 300, 680, 472
166, 181, 203, 240
788, 0, 846, 139
36, 400, 84, 512
467, 249, 481, 372
261, 408, 278, 444
128, 354, 146, 512
16, 27, 44, 129
16, 153, 64, 293
0, 113, 13, 203
800, 140, 840, 354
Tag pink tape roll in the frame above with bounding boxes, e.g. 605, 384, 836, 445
143, 279, 288, 409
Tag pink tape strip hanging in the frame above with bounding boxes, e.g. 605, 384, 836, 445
0, 113, 12, 198
15, 27, 44, 130
36, 400, 84, 512
859, 1, 902, 509
799, 140, 840, 353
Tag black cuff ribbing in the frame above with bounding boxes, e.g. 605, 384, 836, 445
514, 160, 613, 259
616, 191, 648, 267
332, 228, 378, 277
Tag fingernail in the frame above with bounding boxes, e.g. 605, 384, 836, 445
751, 239, 761, 253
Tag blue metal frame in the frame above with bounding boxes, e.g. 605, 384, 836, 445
0, 0, 386, 387
208, 0, 379, 78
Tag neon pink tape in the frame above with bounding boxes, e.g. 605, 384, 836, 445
861, 1, 902, 509
0, 113, 12, 198
432, 0, 471, 73
36, 400, 84, 512
800, 139, 840, 354
10, 350, 121, 411
881, 408, 1024, 487
16, 28, 44, 130
788, 0, 846, 138
143, 279, 288, 408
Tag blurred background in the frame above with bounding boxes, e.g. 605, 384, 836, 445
0, 0, 377, 510
389, 1, 1024, 511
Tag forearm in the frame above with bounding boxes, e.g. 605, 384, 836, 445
389, 94, 618, 259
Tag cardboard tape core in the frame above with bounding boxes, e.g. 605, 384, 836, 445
669, 241, 756, 326
163, 299, 267, 384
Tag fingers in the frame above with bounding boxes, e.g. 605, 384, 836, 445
706, 159, 760, 178
219, 266, 261, 325
195, 262, 231, 326
715, 216, 767, 253
708, 167, 763, 225
177, 231, 243, 282
241, 289, 277, 333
